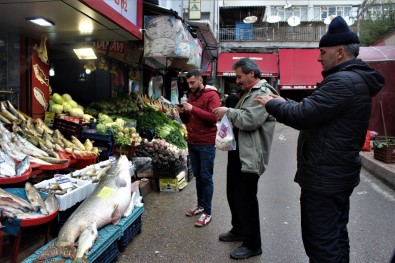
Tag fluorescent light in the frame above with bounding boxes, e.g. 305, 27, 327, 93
27, 17, 55, 27
79, 22, 93, 33
73, 48, 97, 60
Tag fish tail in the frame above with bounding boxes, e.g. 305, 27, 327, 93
37, 243, 76, 260
37, 244, 60, 260
58, 244, 77, 259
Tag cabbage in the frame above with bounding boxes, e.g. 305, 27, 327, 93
51, 103, 63, 114
82, 114, 94, 122
62, 102, 72, 112
115, 118, 125, 127
96, 123, 107, 135
69, 108, 84, 118
49, 99, 55, 107
68, 100, 78, 108
76, 104, 84, 111
52, 93, 64, 104
62, 93, 72, 102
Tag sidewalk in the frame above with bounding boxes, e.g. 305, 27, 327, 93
360, 150, 395, 190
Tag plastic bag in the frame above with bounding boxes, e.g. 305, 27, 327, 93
215, 115, 236, 151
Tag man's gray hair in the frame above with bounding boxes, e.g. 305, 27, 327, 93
232, 58, 261, 78
344, 43, 360, 58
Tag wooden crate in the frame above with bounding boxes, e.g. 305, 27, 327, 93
53, 118, 92, 138
374, 145, 395, 163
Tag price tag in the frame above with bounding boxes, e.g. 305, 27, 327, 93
54, 174, 73, 190
44, 111, 55, 126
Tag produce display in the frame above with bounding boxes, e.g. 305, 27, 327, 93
49, 93, 94, 121
135, 138, 187, 168
89, 96, 188, 150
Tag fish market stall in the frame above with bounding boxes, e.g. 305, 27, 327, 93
22, 156, 144, 263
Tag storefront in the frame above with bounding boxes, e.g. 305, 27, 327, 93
217, 52, 278, 95
0, 0, 144, 118
277, 48, 322, 101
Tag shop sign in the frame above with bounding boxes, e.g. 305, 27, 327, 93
31, 38, 50, 119
81, 0, 142, 39
92, 41, 142, 67
280, 85, 317, 90
189, 0, 201, 20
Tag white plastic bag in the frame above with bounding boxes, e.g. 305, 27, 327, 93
215, 115, 236, 151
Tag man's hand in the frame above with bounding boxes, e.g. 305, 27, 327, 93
183, 102, 193, 112
176, 104, 184, 113
213, 107, 228, 119
255, 94, 285, 106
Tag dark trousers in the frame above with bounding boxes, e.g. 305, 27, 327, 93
227, 149, 261, 250
300, 188, 353, 263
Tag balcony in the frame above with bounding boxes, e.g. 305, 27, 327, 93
219, 25, 331, 42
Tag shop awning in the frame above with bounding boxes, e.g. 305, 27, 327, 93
217, 53, 278, 77
279, 49, 322, 90
359, 46, 395, 61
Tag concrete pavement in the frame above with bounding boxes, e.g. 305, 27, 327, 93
360, 150, 395, 190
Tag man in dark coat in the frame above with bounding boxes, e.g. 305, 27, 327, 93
255, 16, 385, 262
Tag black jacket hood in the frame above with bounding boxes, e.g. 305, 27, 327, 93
322, 59, 385, 96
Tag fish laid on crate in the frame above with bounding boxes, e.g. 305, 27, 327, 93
74, 221, 99, 262
37, 155, 134, 261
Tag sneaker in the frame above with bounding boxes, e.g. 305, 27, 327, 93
195, 213, 212, 227
185, 205, 204, 217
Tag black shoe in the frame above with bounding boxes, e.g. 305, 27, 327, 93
219, 231, 243, 242
230, 245, 262, 260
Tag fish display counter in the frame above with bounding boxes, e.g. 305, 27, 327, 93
0, 188, 59, 263
0, 166, 32, 185
34, 177, 94, 211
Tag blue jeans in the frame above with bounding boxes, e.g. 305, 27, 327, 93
188, 144, 216, 215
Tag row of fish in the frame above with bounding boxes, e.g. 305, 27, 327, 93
0, 182, 58, 221
37, 155, 137, 262
0, 100, 104, 177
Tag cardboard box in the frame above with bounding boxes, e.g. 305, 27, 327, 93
159, 171, 187, 192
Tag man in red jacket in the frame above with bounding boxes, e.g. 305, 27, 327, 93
178, 69, 221, 227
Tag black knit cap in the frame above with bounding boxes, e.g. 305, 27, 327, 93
319, 16, 360, 47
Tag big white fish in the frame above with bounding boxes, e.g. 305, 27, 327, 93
37, 155, 134, 261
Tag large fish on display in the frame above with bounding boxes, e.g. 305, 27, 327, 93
37, 155, 134, 261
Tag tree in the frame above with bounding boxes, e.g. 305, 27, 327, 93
357, 0, 395, 46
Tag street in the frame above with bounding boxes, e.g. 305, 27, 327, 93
118, 123, 395, 263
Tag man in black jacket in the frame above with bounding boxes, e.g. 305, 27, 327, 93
255, 16, 385, 263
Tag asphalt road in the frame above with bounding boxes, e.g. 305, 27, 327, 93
118, 123, 395, 263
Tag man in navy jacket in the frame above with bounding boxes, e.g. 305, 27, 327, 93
255, 16, 385, 262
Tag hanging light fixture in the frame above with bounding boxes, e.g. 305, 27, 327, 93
49, 64, 55, 76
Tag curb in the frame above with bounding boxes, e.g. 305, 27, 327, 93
360, 151, 395, 190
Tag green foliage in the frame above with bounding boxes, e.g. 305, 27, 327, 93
359, 1, 395, 46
